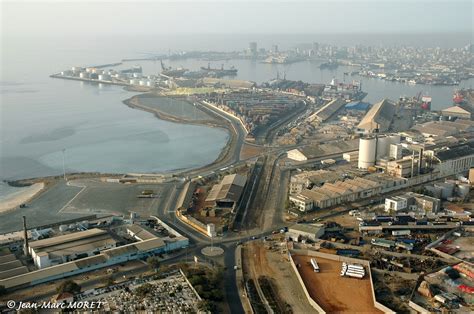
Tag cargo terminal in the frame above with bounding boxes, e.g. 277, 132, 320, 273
0, 216, 188, 290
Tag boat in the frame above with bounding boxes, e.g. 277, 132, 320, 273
160, 60, 188, 77
120, 65, 142, 74
201, 63, 238, 77
421, 95, 432, 110
453, 90, 464, 104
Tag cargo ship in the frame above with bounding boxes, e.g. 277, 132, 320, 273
420, 95, 432, 110
120, 65, 142, 74
160, 60, 188, 77
201, 63, 238, 77
453, 90, 465, 104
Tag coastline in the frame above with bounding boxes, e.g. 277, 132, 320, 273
122, 93, 239, 172
5, 92, 242, 187
0, 182, 45, 213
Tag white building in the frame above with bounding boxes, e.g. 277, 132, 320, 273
384, 196, 408, 213
343, 151, 359, 162
289, 194, 314, 212
28, 229, 117, 269
287, 149, 308, 162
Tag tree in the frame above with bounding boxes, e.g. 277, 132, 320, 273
56, 280, 81, 295
197, 300, 216, 312
146, 256, 160, 271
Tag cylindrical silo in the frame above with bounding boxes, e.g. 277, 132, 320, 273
457, 184, 470, 198
376, 136, 390, 159
358, 137, 377, 169
389, 134, 401, 145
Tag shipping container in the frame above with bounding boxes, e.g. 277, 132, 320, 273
392, 230, 411, 236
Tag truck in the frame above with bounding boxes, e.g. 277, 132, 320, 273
310, 258, 320, 272
392, 230, 411, 236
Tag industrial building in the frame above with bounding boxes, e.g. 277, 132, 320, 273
204, 174, 247, 211
289, 170, 343, 195
287, 223, 325, 241
385, 192, 441, 213
430, 143, 474, 177
0, 219, 189, 290
29, 228, 117, 269
357, 99, 396, 133
441, 105, 472, 120
307, 98, 346, 122
358, 134, 401, 169
287, 148, 308, 162
289, 194, 314, 212
343, 151, 359, 162
411, 120, 474, 138
291, 172, 407, 210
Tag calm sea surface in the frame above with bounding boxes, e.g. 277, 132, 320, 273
1, 34, 471, 196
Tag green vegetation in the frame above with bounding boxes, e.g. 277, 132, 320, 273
182, 265, 225, 313
56, 280, 81, 295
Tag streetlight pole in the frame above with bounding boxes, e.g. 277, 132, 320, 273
62, 149, 67, 181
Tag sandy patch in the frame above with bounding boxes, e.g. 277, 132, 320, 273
0, 182, 45, 213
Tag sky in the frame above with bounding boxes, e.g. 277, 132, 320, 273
1, 0, 473, 38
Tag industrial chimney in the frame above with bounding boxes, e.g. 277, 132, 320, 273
23, 216, 29, 257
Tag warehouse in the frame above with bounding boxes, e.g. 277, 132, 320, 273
204, 174, 247, 210
357, 98, 396, 133
0, 222, 189, 290
441, 105, 472, 120
288, 223, 325, 242
28, 228, 117, 269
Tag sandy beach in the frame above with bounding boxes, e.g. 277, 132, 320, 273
0, 182, 45, 213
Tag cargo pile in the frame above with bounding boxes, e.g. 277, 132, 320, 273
340, 262, 365, 279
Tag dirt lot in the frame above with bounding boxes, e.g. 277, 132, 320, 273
242, 241, 316, 313
292, 255, 382, 313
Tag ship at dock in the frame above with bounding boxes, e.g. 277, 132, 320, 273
200, 63, 238, 77
160, 60, 188, 78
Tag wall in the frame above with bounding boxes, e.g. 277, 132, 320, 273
288, 251, 326, 313
289, 249, 395, 314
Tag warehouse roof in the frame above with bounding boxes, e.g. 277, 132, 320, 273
127, 225, 156, 241
357, 98, 395, 132
289, 223, 325, 235
205, 174, 247, 203
435, 144, 474, 161
29, 228, 107, 250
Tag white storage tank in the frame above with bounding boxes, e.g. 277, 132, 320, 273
59, 225, 68, 232
71, 66, 83, 72
358, 137, 377, 169
98, 74, 110, 81
146, 80, 155, 87
79, 72, 89, 79
129, 79, 139, 85
139, 80, 147, 86
456, 184, 470, 198
376, 136, 390, 159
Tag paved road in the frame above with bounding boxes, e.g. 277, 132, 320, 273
0, 180, 86, 233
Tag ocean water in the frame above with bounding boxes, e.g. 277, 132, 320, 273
1, 33, 470, 185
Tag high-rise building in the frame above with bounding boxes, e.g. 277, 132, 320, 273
249, 42, 257, 57
272, 44, 279, 53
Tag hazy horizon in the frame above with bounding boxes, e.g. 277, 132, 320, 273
2, 1, 472, 39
